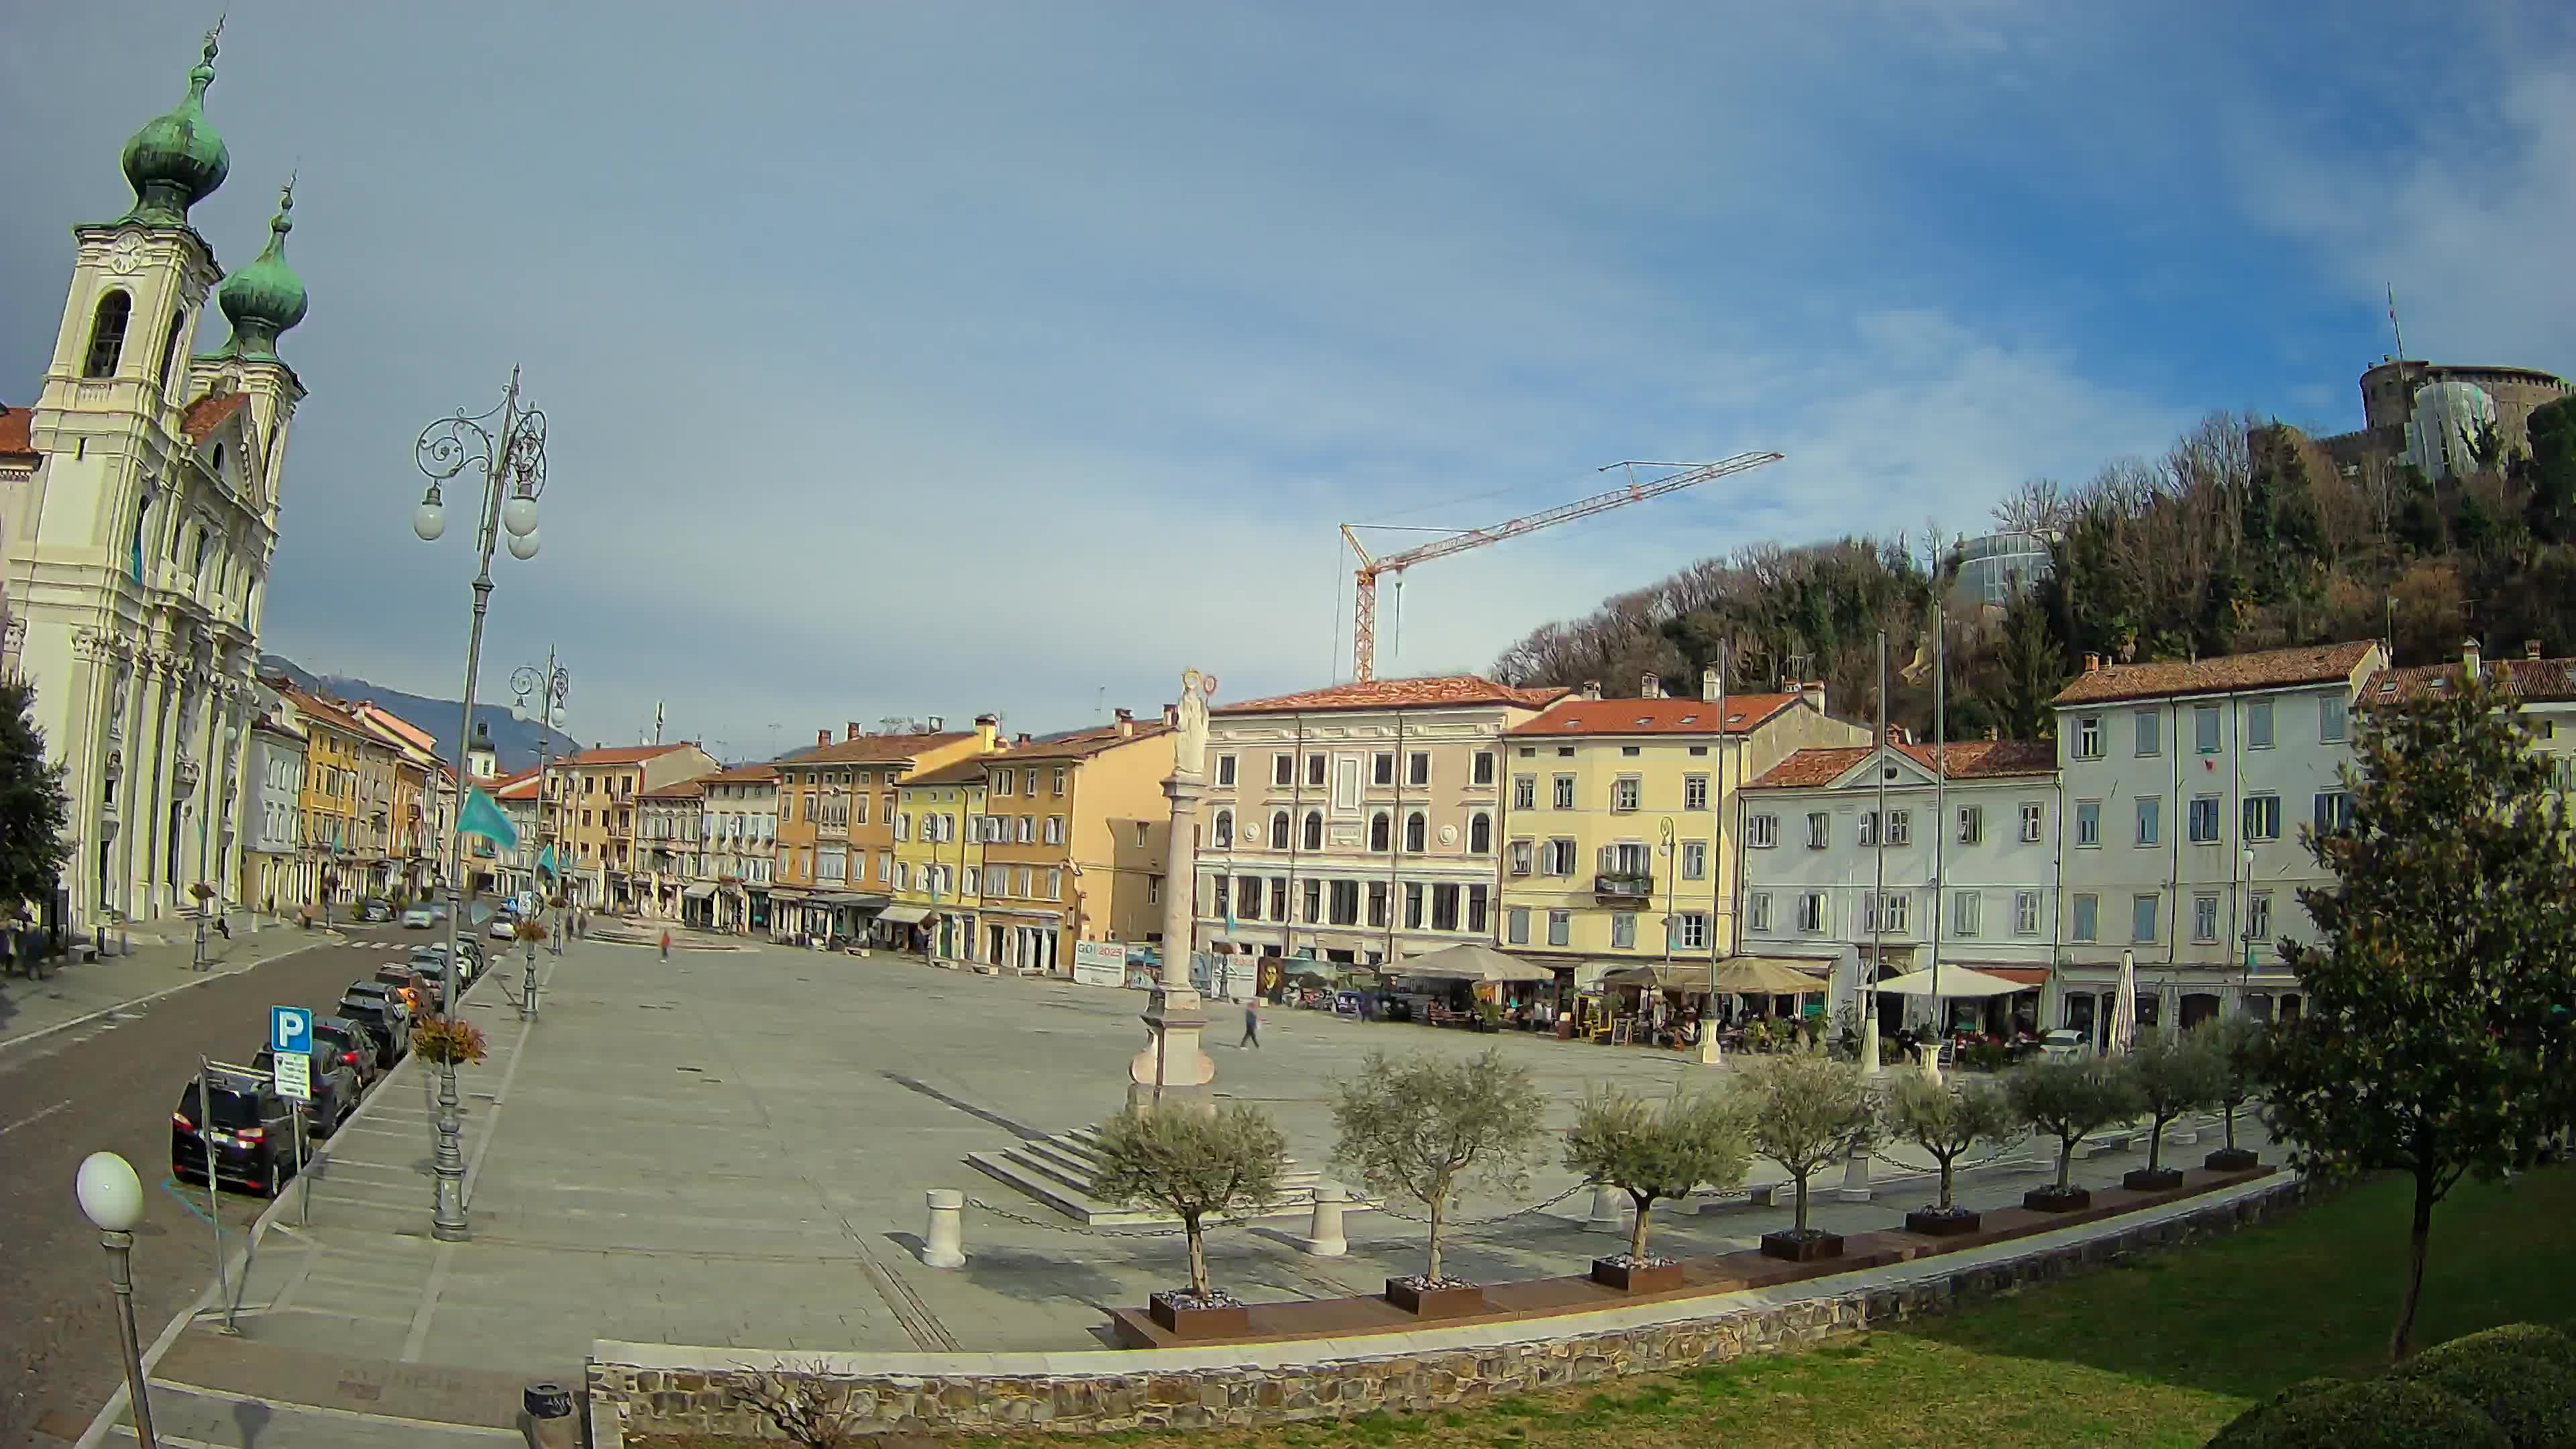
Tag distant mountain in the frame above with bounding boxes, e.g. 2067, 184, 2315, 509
258, 654, 578, 773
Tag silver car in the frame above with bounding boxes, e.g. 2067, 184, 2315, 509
2039, 1028, 2088, 1062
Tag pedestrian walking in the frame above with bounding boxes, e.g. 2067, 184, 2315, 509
659, 928, 672, 961
1240, 998, 1260, 1049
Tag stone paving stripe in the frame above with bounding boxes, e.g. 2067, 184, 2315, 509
399, 1242, 457, 1363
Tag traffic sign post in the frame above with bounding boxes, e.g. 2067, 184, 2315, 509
271, 1050, 311, 1103
270, 1006, 312, 1057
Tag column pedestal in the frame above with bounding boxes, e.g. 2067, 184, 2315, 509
1128, 749, 1216, 1112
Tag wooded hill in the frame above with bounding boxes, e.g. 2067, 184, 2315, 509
1489, 397, 2576, 741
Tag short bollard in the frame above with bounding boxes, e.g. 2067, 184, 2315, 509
1304, 1183, 1349, 1257
1834, 1146, 1875, 1203
523, 1381, 577, 1449
1584, 1182, 1623, 1232
923, 1189, 967, 1269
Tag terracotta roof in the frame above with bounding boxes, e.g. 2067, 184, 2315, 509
640, 777, 708, 800
2371, 654, 2576, 705
494, 770, 544, 802
906, 757, 993, 788
768, 732, 971, 769
2050, 641, 2379, 706
180, 392, 248, 443
1749, 739, 2057, 790
707, 763, 778, 783
0, 403, 35, 462
990, 722, 1173, 763
350, 702, 439, 757
280, 686, 367, 737
561, 742, 700, 767
1505, 694, 1800, 737
1216, 675, 1570, 715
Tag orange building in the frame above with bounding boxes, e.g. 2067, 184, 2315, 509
767, 720, 997, 944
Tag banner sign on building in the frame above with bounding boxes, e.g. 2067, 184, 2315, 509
1071, 939, 1128, 988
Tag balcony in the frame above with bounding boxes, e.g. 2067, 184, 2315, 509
1593, 871, 1654, 901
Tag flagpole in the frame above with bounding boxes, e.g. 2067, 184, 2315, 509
1929, 565, 1947, 1078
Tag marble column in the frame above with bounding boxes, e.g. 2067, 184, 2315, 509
1128, 670, 1217, 1110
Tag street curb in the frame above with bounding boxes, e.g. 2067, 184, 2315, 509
0, 933, 345, 1054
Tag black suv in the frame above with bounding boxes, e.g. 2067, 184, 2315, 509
335, 994, 409, 1069
171, 1065, 307, 1196
250, 1046, 362, 1137
311, 1015, 384, 1089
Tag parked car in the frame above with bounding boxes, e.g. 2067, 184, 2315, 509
172, 1064, 307, 1196
372, 964, 433, 1010
2038, 1028, 2088, 1063
411, 941, 482, 985
250, 1044, 361, 1137
400, 905, 435, 929
360, 898, 394, 923
336, 989, 411, 1067
488, 914, 521, 942
311, 1014, 384, 1089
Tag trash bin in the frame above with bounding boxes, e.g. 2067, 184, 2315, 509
523, 1381, 576, 1449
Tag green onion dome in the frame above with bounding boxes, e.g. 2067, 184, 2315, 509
217, 182, 307, 360
119, 25, 230, 227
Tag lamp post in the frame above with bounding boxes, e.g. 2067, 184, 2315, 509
512, 653, 568, 900
75, 1151, 158, 1449
411, 368, 549, 1242
2237, 844, 2258, 985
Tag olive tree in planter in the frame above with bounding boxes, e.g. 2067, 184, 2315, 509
1330, 1048, 1544, 1316
1886, 1072, 2021, 1236
2118, 1028, 2225, 1190
1088, 1103, 1287, 1338
1562, 1087, 1748, 1291
1734, 1046, 1877, 1262
2201, 1016, 2269, 1172
2006, 1057, 2141, 1211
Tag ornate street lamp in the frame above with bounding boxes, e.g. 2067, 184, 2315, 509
75, 1151, 158, 1448
411, 368, 548, 1242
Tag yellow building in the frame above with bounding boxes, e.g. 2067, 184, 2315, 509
1497, 672, 1864, 980
543, 742, 720, 912
768, 718, 998, 944
890, 753, 989, 962
351, 702, 443, 898
974, 710, 1173, 977
281, 687, 369, 908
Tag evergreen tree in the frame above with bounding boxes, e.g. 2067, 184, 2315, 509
0, 678, 71, 914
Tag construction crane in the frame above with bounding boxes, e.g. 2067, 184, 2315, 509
1339, 451, 1785, 681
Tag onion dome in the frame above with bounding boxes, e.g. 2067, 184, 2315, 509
217, 181, 307, 361
119, 24, 231, 227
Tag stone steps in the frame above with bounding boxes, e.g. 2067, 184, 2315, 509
967, 1124, 1322, 1226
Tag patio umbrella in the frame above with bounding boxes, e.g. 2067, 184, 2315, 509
1281, 959, 1339, 979
2108, 949, 2139, 1056
1705, 955, 1837, 996
1870, 965, 2027, 998
1391, 943, 1557, 983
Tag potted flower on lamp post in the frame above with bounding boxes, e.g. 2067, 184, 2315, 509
189, 882, 216, 971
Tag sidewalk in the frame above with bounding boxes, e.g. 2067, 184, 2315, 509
0, 916, 336, 1055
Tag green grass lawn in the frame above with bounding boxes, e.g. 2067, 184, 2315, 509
642, 1167, 2576, 1449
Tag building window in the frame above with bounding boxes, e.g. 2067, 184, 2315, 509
2074, 716, 2102, 759
1210, 809, 1232, 849
2188, 796, 2220, 844
995, 771, 1013, 797
1373, 751, 1395, 786
1748, 813, 1776, 849
1396, 812, 1421, 852
1302, 810, 1324, 851
1513, 775, 1536, 810
1407, 751, 1430, 786
1046, 868, 1061, 900
1676, 912, 1710, 951
1273, 753, 1294, 786
1329, 879, 1360, 926
1234, 875, 1263, 921
1148, 875, 1161, 905
1552, 775, 1575, 810
1507, 906, 1530, 945
2188, 892, 2219, 943
1305, 753, 1327, 788
1468, 812, 1492, 854
2014, 890, 2041, 936
1304, 878, 1324, 923
2132, 894, 2159, 943
2135, 796, 2159, 846
1270, 878, 1287, 918
2239, 794, 2279, 841
1956, 804, 1982, 845
1952, 890, 1980, 938
2248, 891, 2273, 941
1472, 751, 1495, 786
1215, 754, 1237, 786
1863, 891, 1909, 934
2246, 700, 2274, 749
1683, 774, 1709, 810
1680, 840, 1707, 880
1887, 809, 1910, 845
1369, 812, 1391, 852
1466, 883, 1488, 934
1507, 839, 1533, 875
1270, 810, 1290, 849
1806, 812, 1830, 849
1610, 912, 1636, 949
1858, 811, 1876, 847
85, 290, 131, 377
1611, 777, 1640, 812
2076, 799, 2100, 847
2072, 894, 2098, 941
2313, 790, 2353, 833
2321, 695, 2348, 743
1796, 892, 1827, 933
1051, 767, 1066, 794
1366, 880, 1389, 927
2135, 708, 2161, 757
2021, 801, 2044, 843
1212, 875, 1232, 920
1747, 892, 1771, 932
1547, 909, 1570, 947
1404, 881, 1424, 928
2194, 705, 2221, 754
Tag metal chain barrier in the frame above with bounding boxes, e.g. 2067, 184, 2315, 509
963, 1195, 1195, 1238
1347, 1180, 1589, 1227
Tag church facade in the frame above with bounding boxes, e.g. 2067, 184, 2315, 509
1, 25, 311, 927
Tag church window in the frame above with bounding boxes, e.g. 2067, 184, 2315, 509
156, 309, 185, 392
129, 497, 150, 584
85, 291, 131, 378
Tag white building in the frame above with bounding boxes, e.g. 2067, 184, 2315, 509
1738, 736, 2061, 1034
2050, 640, 2385, 1042
1, 30, 309, 926
700, 763, 777, 933
240, 706, 304, 912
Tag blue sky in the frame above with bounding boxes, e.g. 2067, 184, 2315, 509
5, 1, 2573, 759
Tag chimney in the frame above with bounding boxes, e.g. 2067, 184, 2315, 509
846, 722, 863, 741
975, 712, 1000, 751
1015, 732, 1032, 746
816, 729, 830, 747
2083, 652, 2101, 674
926, 715, 944, 731
1162, 702, 1179, 729
1641, 672, 1662, 699
1114, 706, 1135, 738
1800, 680, 1826, 716
2529, 640, 2544, 661
2462, 637, 2482, 678
1580, 679, 1603, 701
1701, 667, 1720, 702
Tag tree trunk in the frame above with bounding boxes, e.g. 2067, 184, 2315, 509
2147, 1113, 2169, 1173
1792, 1172, 1811, 1234
2222, 1104, 2238, 1151
1937, 1155, 1956, 1212
1184, 1213, 1210, 1299
2056, 1136, 2077, 1191
1629, 1194, 1652, 1261
1426, 1195, 1446, 1282
2392, 1167, 2436, 1361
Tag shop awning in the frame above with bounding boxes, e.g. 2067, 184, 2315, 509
1870, 965, 2029, 998
1387, 943, 1556, 983
1965, 965, 2050, 987
876, 905, 932, 925
682, 883, 717, 900
1709, 955, 1836, 995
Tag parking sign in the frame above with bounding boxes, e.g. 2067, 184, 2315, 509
272, 1050, 311, 1103
270, 1006, 312, 1057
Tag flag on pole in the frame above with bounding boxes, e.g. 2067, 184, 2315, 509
537, 843, 559, 879
456, 788, 519, 853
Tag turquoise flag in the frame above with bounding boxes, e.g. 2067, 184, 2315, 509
537, 843, 559, 878
457, 788, 519, 853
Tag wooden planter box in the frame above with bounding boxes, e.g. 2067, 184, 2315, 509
2123, 1167, 2186, 1191
2023, 1185, 2092, 1213
1146, 1292, 1248, 1338
1383, 1279, 1487, 1318
1758, 1230, 1844, 1263
2204, 1147, 2261, 1173
1904, 1208, 1982, 1237
1589, 1257, 1684, 1293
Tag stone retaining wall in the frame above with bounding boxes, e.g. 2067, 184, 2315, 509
590, 1177, 2306, 1444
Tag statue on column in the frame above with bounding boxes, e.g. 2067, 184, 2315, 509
1173, 669, 1216, 779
